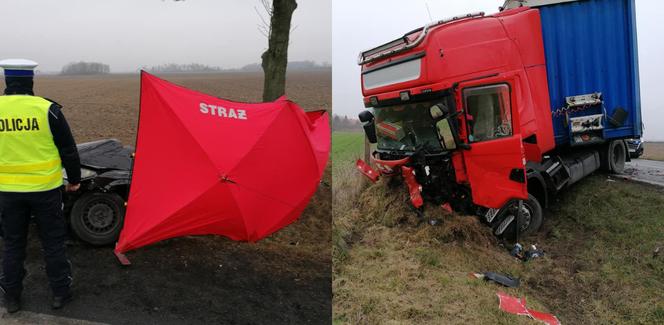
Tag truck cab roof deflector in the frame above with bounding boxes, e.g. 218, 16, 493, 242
358, 11, 485, 65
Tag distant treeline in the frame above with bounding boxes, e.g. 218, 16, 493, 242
333, 115, 361, 131
146, 63, 223, 73
239, 61, 331, 72
145, 60, 331, 74
61, 62, 110, 75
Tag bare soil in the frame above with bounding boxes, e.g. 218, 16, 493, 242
643, 141, 664, 161
1, 72, 331, 324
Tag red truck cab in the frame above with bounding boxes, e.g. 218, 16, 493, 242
356, 6, 634, 238
361, 9, 554, 204
357, 0, 641, 239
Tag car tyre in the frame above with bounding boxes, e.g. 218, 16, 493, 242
70, 192, 125, 246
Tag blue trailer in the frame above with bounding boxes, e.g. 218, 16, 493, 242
505, 0, 642, 145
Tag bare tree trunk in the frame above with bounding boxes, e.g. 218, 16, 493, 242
261, 0, 297, 102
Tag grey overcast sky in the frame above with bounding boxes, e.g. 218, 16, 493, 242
1, 0, 330, 72
333, 0, 664, 141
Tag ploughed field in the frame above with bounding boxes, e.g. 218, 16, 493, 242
35, 72, 331, 145
643, 142, 664, 161
0, 72, 331, 324
332, 131, 664, 325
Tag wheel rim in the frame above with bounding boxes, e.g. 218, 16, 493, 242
82, 200, 118, 235
517, 203, 533, 232
506, 202, 533, 233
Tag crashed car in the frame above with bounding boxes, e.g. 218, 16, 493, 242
63, 139, 132, 245
626, 138, 644, 158
0, 139, 131, 245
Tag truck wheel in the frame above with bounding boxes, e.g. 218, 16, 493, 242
69, 192, 125, 246
608, 140, 627, 173
491, 194, 543, 241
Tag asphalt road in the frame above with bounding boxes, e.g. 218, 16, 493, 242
619, 159, 664, 187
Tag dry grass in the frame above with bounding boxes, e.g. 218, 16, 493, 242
333, 179, 550, 325
643, 142, 664, 161
333, 132, 664, 325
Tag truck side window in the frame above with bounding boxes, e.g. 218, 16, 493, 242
463, 84, 512, 142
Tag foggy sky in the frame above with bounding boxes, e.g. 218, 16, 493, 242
1, 0, 330, 72
333, 0, 664, 141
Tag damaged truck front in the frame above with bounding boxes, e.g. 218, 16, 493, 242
356, 0, 641, 239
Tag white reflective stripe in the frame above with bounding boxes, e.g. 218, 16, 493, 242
545, 161, 560, 174
0, 159, 61, 173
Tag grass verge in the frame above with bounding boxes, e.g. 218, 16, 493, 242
333, 132, 664, 324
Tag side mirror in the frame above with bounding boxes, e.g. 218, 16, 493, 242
430, 104, 470, 151
429, 104, 449, 121
435, 117, 457, 150
358, 110, 377, 144
358, 110, 374, 123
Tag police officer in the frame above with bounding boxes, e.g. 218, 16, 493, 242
0, 59, 81, 313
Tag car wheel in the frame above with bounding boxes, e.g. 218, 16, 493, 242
490, 194, 543, 241
70, 192, 125, 246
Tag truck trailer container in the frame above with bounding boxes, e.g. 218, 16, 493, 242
355, 0, 642, 239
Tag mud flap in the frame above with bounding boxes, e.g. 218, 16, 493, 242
356, 159, 380, 182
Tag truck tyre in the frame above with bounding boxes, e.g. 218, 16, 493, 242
69, 192, 125, 246
490, 194, 543, 241
607, 140, 627, 173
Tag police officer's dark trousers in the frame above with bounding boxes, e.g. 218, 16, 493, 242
0, 188, 72, 298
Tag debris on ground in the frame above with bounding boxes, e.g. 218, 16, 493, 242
654, 246, 661, 259
497, 291, 561, 325
510, 243, 545, 261
523, 245, 545, 261
511, 243, 523, 257
497, 291, 530, 316
428, 217, 442, 226
441, 202, 453, 214
470, 272, 520, 288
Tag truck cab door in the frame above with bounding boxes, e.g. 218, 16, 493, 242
457, 81, 528, 209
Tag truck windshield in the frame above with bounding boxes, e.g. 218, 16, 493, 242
374, 98, 452, 152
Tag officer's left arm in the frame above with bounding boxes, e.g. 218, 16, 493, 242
48, 104, 81, 184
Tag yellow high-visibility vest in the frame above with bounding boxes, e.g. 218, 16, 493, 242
0, 95, 63, 192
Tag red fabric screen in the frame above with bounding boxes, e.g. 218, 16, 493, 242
114, 72, 329, 253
